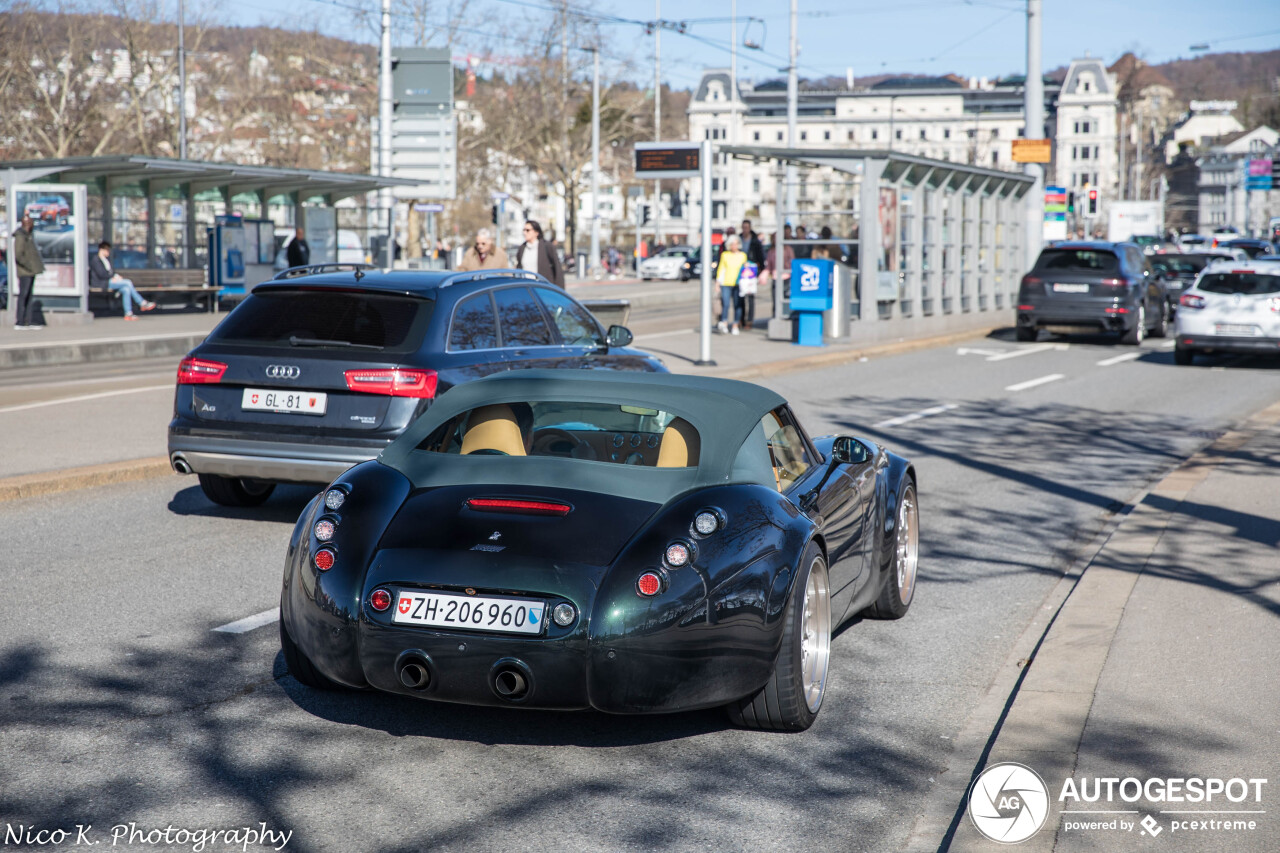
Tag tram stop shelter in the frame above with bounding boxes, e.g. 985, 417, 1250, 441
2, 155, 412, 319
719, 145, 1036, 343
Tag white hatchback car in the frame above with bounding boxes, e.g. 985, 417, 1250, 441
638, 245, 696, 280
1174, 260, 1280, 365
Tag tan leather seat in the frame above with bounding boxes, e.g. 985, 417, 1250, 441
460, 404, 527, 456
656, 418, 700, 468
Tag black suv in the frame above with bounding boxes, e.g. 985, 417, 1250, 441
168, 266, 666, 506
1016, 242, 1169, 344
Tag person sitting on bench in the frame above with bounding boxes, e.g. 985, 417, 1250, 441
89, 240, 155, 320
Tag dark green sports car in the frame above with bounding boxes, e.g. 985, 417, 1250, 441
280, 370, 919, 730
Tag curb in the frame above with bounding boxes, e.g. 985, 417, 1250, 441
0, 333, 208, 369
0, 457, 174, 503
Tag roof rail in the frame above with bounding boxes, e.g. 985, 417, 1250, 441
439, 269, 543, 288
272, 263, 377, 280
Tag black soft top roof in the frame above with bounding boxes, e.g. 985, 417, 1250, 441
378, 370, 787, 502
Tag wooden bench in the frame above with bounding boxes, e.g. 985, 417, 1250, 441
89, 269, 219, 314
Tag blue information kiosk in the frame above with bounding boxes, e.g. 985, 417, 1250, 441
790, 258, 834, 347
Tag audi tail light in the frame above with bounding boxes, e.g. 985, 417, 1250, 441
177, 357, 227, 384
344, 368, 438, 399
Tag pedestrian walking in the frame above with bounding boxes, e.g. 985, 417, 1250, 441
515, 220, 564, 287
286, 227, 310, 268
714, 234, 747, 335
811, 226, 835, 260
739, 219, 765, 269
12, 214, 45, 330
458, 228, 509, 271
89, 241, 156, 321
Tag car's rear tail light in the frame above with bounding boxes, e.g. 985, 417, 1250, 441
1104, 306, 1129, 314
314, 519, 335, 541
324, 488, 346, 510
344, 368, 438, 399
694, 510, 721, 536
1180, 294, 1206, 310
1017, 304, 1035, 311
466, 498, 572, 516
664, 542, 691, 568
314, 548, 336, 571
369, 589, 392, 612
1101, 278, 1126, 287
636, 572, 663, 597
177, 357, 227, 384
1020, 275, 1042, 288
1268, 297, 1280, 314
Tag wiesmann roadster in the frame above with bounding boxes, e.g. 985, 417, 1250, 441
280, 370, 919, 730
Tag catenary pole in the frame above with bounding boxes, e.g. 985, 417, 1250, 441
178, 0, 186, 159
653, 0, 662, 248
1024, 0, 1044, 269
785, 0, 797, 226
380, 0, 394, 267
589, 47, 601, 279
729, 0, 737, 227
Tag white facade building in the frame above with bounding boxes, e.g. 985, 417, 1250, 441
685, 60, 1122, 235
1197, 126, 1279, 233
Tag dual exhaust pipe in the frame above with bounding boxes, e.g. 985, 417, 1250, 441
393, 652, 532, 702
171, 454, 193, 475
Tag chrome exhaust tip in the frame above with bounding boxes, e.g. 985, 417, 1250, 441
395, 650, 433, 691
489, 659, 533, 702
171, 454, 193, 475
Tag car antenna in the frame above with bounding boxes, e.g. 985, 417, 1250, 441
353, 267, 365, 281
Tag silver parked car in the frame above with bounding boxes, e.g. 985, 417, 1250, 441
1174, 260, 1280, 365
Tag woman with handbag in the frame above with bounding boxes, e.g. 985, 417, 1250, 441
714, 235, 747, 335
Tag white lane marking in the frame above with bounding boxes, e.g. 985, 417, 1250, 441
1096, 352, 1142, 367
956, 347, 1006, 357
985, 343, 1064, 361
874, 403, 959, 429
1005, 373, 1065, 392
0, 384, 172, 415
213, 607, 280, 634
1160, 339, 1177, 349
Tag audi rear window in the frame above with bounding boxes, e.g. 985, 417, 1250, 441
210, 290, 433, 352
1198, 273, 1280, 296
1035, 249, 1119, 273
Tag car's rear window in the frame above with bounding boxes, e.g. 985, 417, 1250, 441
416, 401, 698, 467
210, 290, 433, 351
1152, 255, 1208, 275
1036, 249, 1119, 273
1198, 273, 1280, 296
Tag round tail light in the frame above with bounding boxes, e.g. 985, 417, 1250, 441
324, 488, 346, 510
636, 572, 663, 597
314, 519, 336, 541
664, 542, 690, 568
313, 548, 336, 571
369, 589, 392, 612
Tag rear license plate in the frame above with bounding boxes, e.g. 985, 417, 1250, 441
392, 591, 546, 635
1052, 283, 1090, 293
1215, 324, 1260, 336
241, 387, 327, 415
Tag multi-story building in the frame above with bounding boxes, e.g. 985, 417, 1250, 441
1196, 126, 1279, 233
684, 59, 1121, 235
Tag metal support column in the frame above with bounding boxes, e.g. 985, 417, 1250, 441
857, 157, 885, 324
696, 138, 715, 366
182, 183, 195, 268
144, 180, 156, 267
906, 177, 925, 319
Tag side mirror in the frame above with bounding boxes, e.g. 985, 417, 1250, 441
606, 324, 633, 348
832, 436, 869, 464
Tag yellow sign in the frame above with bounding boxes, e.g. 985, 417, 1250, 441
1012, 139, 1052, 163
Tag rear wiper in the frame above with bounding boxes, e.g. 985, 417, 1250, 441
289, 336, 384, 350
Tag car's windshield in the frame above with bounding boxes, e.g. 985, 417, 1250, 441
1035, 249, 1120, 273
416, 401, 698, 467
1131, 236, 1161, 247
1198, 273, 1280, 296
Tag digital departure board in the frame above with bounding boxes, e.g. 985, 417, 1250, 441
635, 142, 701, 178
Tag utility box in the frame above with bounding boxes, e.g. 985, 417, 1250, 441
790, 258, 834, 346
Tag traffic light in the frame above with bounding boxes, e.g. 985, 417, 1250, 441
1087, 189, 1098, 215
641, 204, 652, 225
1067, 191, 1075, 213
491, 205, 498, 224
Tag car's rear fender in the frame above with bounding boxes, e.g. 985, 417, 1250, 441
586, 484, 817, 713
282, 460, 413, 688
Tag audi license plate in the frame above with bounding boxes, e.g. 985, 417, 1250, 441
393, 591, 546, 635
1052, 282, 1090, 293
241, 387, 327, 415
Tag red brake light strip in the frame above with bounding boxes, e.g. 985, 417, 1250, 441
466, 498, 571, 516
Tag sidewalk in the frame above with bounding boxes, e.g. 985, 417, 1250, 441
944, 400, 1280, 851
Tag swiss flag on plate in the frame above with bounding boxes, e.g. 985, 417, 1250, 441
398, 597, 411, 614
251, 394, 259, 404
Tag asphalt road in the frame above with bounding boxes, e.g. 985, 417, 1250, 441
2, 330, 1278, 852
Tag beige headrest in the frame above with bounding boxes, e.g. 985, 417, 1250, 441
656, 418, 700, 468
460, 404, 526, 456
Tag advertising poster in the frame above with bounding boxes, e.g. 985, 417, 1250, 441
9, 184, 87, 305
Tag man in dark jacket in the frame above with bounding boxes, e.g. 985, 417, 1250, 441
515, 220, 565, 287
739, 219, 766, 270
12, 215, 45, 329
89, 240, 154, 319
286, 227, 310, 268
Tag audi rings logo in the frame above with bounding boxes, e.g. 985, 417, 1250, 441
968, 762, 1050, 844
266, 364, 301, 380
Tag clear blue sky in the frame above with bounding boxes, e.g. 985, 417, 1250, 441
161, 0, 1280, 90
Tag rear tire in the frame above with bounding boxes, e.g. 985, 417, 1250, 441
1149, 302, 1169, 338
728, 541, 830, 731
198, 473, 275, 507
1122, 304, 1145, 345
865, 480, 919, 620
1016, 325, 1037, 342
1174, 346, 1195, 366
279, 616, 345, 690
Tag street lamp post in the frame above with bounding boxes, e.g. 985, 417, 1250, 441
588, 46, 601, 280
178, 0, 186, 159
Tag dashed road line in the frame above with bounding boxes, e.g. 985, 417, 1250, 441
1005, 373, 1065, 392
985, 343, 1065, 362
874, 403, 960, 429
212, 608, 280, 634
0, 384, 173, 415
1096, 352, 1142, 366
